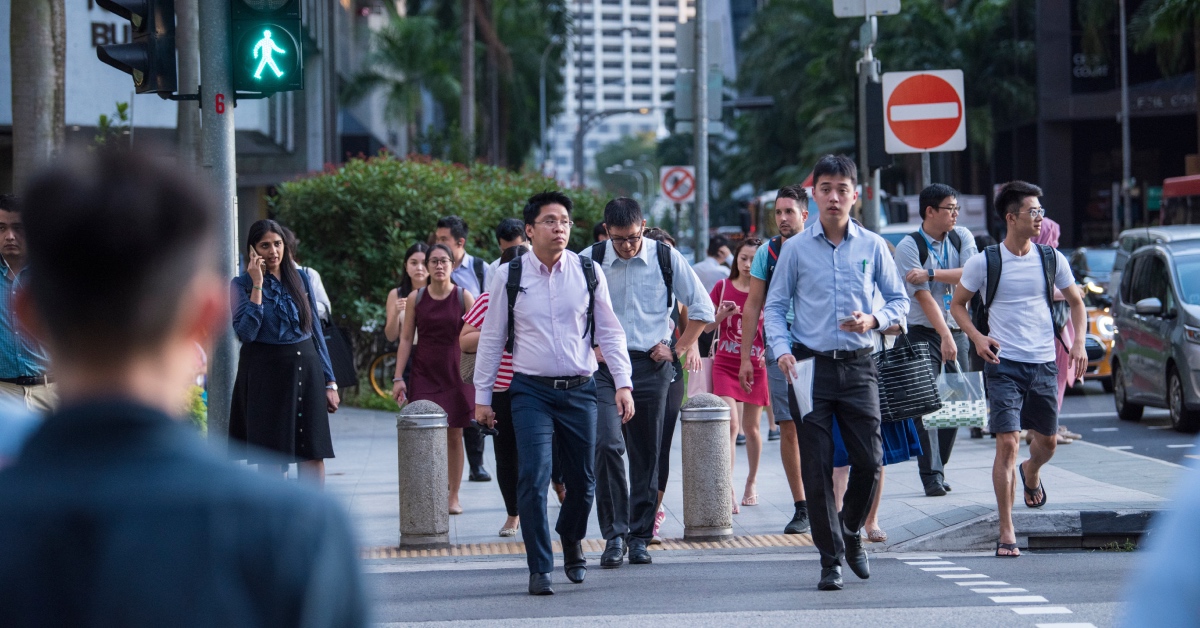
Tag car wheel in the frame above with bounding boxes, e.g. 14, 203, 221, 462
1114, 362, 1143, 421
1168, 368, 1200, 433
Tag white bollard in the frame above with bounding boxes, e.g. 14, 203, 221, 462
680, 393, 733, 540
396, 400, 450, 548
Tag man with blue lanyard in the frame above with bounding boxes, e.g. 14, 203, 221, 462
764, 155, 909, 591
892, 184, 977, 497
0, 195, 53, 412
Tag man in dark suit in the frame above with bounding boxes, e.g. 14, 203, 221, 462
0, 148, 367, 627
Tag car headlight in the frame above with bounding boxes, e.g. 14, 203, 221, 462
1186, 325, 1200, 344
1097, 315, 1115, 339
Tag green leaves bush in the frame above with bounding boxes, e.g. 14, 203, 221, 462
271, 154, 607, 376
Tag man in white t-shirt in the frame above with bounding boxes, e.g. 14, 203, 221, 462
951, 181, 1088, 558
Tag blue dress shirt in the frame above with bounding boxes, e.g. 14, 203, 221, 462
0, 264, 49, 379
581, 239, 715, 352
763, 220, 909, 357
231, 272, 336, 382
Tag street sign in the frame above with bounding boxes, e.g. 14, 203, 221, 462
660, 166, 696, 203
231, 0, 304, 94
834, 0, 900, 17
881, 70, 966, 154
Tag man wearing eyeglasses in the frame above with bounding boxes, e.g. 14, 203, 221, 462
951, 181, 1087, 558
893, 183, 978, 497
581, 198, 714, 569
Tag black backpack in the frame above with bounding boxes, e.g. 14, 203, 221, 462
764, 235, 784, 288
590, 239, 675, 309
973, 243, 1069, 350
907, 229, 983, 319
505, 254, 600, 352
470, 256, 485, 294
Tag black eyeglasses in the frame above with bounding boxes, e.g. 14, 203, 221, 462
608, 229, 644, 246
936, 205, 961, 215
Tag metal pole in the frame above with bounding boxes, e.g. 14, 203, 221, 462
461, 0, 475, 159
573, 0, 588, 186
199, 0, 238, 444
1119, 0, 1133, 230
175, 0, 200, 168
539, 40, 559, 174
692, 0, 709, 263
856, 20, 871, 230
921, 152, 931, 188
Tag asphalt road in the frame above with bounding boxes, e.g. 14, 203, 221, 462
1058, 381, 1199, 465
366, 549, 1135, 627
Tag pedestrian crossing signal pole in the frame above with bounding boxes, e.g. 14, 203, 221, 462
199, 0, 239, 443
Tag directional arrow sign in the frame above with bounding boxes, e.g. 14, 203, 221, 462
660, 166, 696, 203
882, 70, 966, 154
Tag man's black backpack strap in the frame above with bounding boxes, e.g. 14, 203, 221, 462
472, 256, 486, 294
590, 241, 606, 265
908, 229, 964, 267
504, 258, 523, 353
580, 255, 600, 347
656, 240, 675, 309
1037, 244, 1071, 351
764, 235, 784, 286
971, 244, 1002, 335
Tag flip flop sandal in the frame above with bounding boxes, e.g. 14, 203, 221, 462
1018, 461, 1047, 509
995, 542, 1021, 557
741, 490, 759, 507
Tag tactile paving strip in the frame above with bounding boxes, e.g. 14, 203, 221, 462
362, 533, 813, 559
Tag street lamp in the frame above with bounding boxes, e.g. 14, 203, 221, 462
572, 22, 649, 186
538, 36, 563, 174
573, 106, 652, 188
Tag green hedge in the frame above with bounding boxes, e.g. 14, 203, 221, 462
271, 154, 607, 374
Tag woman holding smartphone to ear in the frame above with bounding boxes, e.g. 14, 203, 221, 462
229, 219, 340, 487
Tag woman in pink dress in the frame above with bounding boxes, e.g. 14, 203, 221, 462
705, 238, 769, 512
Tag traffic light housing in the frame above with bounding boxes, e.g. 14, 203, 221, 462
96, 0, 178, 95
231, 0, 304, 94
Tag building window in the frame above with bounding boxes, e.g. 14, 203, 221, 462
602, 13, 621, 21
661, 46, 675, 54
631, 45, 651, 54
604, 93, 624, 101
556, 156, 569, 166
602, 45, 622, 53
632, 93, 651, 101
619, 124, 630, 134
632, 62, 651, 69
658, 0, 675, 6
604, 76, 624, 85
661, 62, 676, 70
603, 61, 622, 69
601, 29, 626, 37
598, 124, 610, 133
658, 14, 676, 21
630, 12, 649, 21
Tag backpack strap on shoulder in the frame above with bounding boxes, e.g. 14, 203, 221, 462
909, 231, 929, 267
590, 241, 607, 265
580, 255, 600, 347
504, 259, 523, 354
765, 235, 783, 286
947, 228, 963, 254
984, 244, 1002, 306
472, 256, 485, 294
656, 240, 674, 309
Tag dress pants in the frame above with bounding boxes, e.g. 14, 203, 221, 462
463, 422, 486, 469
492, 390, 519, 517
508, 374, 598, 574
907, 325, 970, 489
595, 354, 673, 542
657, 360, 686, 492
788, 350, 883, 569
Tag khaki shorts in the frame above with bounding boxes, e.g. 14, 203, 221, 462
0, 381, 58, 413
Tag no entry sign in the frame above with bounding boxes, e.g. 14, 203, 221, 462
660, 166, 696, 203
881, 70, 966, 154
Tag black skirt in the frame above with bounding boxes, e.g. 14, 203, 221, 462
229, 339, 335, 464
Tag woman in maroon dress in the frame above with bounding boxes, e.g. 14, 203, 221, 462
392, 243, 476, 514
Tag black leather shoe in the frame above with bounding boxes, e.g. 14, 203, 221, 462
628, 538, 652, 565
942, 481, 952, 492
818, 565, 844, 591
600, 537, 626, 569
924, 482, 947, 497
784, 508, 811, 535
562, 539, 586, 584
843, 530, 870, 579
528, 572, 554, 595
469, 465, 492, 482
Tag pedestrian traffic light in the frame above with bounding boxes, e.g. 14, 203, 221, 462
95, 0, 178, 95
231, 0, 303, 94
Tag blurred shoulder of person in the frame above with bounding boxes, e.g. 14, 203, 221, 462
0, 148, 367, 628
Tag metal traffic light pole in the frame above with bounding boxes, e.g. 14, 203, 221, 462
199, 0, 239, 443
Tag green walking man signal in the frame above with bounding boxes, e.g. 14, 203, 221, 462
231, 0, 303, 95
252, 29, 285, 79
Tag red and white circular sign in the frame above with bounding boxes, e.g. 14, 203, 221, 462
659, 166, 696, 203
881, 70, 967, 154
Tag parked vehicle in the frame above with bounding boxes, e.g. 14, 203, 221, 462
1111, 240, 1200, 432
1110, 225, 1200, 295
1069, 245, 1117, 292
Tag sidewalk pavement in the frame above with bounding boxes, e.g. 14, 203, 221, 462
325, 407, 1186, 554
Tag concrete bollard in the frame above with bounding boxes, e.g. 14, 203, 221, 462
396, 400, 450, 548
680, 393, 733, 540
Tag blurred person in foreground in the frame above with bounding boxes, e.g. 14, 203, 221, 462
0, 148, 366, 627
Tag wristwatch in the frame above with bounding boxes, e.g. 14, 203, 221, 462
927, 268, 936, 281
326, 382, 338, 391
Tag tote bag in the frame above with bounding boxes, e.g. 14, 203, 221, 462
687, 280, 728, 397
873, 334, 943, 423
921, 362, 988, 429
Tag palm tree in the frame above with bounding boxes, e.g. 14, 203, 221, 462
10, 0, 65, 190
341, 15, 461, 152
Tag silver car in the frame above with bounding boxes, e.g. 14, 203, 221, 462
1111, 240, 1200, 432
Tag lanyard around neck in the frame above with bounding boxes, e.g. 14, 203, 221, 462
920, 227, 950, 270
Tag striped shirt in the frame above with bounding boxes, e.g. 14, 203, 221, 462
462, 292, 513, 392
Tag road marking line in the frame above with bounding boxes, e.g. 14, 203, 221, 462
939, 574, 989, 579
1148, 425, 1172, 430
905, 560, 955, 565
1187, 455, 1200, 460
889, 102, 960, 121
921, 567, 970, 571
890, 554, 940, 560
1012, 607, 1072, 615
1057, 412, 1114, 419
1110, 446, 1133, 450
971, 587, 1028, 593
1167, 444, 1195, 448
990, 595, 1049, 603
957, 581, 1008, 586
1035, 624, 1095, 628
1092, 427, 1118, 432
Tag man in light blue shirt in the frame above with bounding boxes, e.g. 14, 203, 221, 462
581, 197, 714, 568
763, 155, 908, 592
0, 195, 53, 413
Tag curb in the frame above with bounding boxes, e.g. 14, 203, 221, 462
887, 508, 1162, 552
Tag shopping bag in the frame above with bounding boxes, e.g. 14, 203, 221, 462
785, 357, 815, 421
873, 334, 943, 423
921, 362, 988, 429
686, 357, 714, 397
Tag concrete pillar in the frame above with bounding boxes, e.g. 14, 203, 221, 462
680, 393, 733, 540
396, 400, 450, 548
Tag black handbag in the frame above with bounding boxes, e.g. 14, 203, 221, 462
873, 334, 943, 423
322, 324, 359, 388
